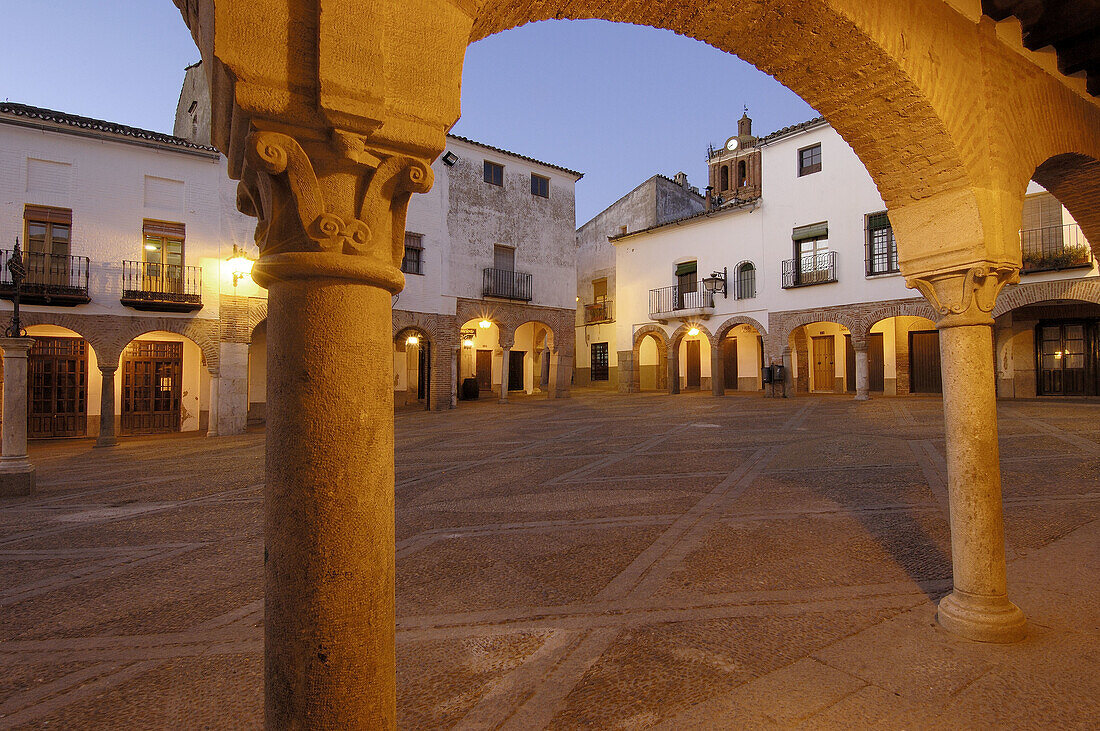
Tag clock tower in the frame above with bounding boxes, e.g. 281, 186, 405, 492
708, 111, 761, 203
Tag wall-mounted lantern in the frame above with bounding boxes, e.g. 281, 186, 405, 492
702, 267, 727, 298
228, 243, 254, 287
461, 328, 476, 347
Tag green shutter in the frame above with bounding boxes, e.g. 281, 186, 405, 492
675, 261, 697, 276
867, 212, 891, 230
792, 222, 828, 241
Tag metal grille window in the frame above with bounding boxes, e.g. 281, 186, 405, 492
736, 261, 756, 299
531, 174, 549, 198
401, 232, 424, 275
866, 212, 899, 275
591, 343, 609, 381
798, 144, 822, 176
483, 160, 503, 186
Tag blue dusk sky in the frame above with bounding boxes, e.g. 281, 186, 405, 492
0, 2, 818, 226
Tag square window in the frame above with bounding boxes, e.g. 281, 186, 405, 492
531, 173, 549, 198
798, 144, 822, 176
484, 160, 504, 186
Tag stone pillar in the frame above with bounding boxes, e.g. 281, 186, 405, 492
617, 350, 635, 393
95, 363, 118, 447
206, 372, 219, 438
233, 128, 433, 726
781, 347, 793, 398
668, 346, 680, 395
908, 264, 1026, 643
499, 345, 511, 403
853, 342, 870, 401
547, 350, 573, 398
216, 342, 249, 435
0, 337, 35, 497
541, 346, 551, 391
711, 343, 724, 397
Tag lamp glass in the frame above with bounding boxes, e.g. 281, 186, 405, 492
479, 320, 491, 329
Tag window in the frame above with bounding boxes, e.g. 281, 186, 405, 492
736, 261, 756, 299
737, 160, 747, 187
720, 166, 729, 191
798, 144, 822, 176
866, 212, 899, 275
484, 160, 503, 186
24, 205, 72, 259
494, 244, 515, 272
142, 220, 185, 292
531, 173, 549, 198
401, 232, 424, 275
591, 342, 609, 381
592, 277, 607, 302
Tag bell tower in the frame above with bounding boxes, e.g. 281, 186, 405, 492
708, 110, 761, 203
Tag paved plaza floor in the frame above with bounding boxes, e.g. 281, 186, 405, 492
0, 391, 1097, 728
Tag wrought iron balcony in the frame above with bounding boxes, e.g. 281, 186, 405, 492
1021, 223, 1093, 274
781, 251, 838, 288
0, 249, 90, 306
120, 260, 203, 312
482, 267, 532, 301
584, 300, 613, 324
649, 284, 715, 320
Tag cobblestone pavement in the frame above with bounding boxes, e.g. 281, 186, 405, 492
0, 391, 1098, 729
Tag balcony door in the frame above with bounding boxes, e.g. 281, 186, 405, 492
24, 205, 72, 288
142, 221, 185, 295
676, 261, 697, 309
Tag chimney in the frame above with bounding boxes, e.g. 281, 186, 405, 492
673, 171, 689, 188
705, 186, 713, 212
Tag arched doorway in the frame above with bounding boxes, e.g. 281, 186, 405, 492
117, 330, 207, 435
630, 326, 669, 392
458, 317, 503, 400
864, 315, 940, 396
22, 324, 96, 439
788, 321, 856, 395
670, 323, 713, 393
511, 320, 555, 396
394, 326, 432, 409
713, 317, 767, 394
247, 319, 266, 425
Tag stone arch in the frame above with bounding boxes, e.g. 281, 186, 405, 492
247, 298, 268, 338
105, 318, 219, 374
773, 310, 862, 358
992, 279, 1100, 319
713, 315, 768, 343
668, 322, 714, 395
857, 299, 938, 340
627, 324, 670, 393
17, 312, 103, 358
392, 310, 458, 411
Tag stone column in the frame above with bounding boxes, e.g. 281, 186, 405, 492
853, 342, 870, 401
0, 337, 35, 497
668, 346, 680, 395
547, 349, 573, 398
206, 372, 219, 438
216, 342, 249, 435
617, 350, 635, 393
234, 129, 433, 726
711, 343, 724, 397
908, 264, 1026, 643
541, 346, 551, 391
499, 345, 511, 403
95, 363, 118, 447
781, 347, 793, 398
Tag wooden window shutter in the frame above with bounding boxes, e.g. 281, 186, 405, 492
143, 219, 186, 239
24, 205, 72, 225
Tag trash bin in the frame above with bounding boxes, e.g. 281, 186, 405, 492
461, 377, 480, 400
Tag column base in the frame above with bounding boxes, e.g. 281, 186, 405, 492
94, 437, 119, 448
937, 589, 1027, 643
854, 393, 870, 401
0, 460, 35, 497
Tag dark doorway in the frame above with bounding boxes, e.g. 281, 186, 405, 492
121, 340, 182, 435
476, 349, 493, 392
590, 342, 609, 381
28, 337, 88, 438
909, 330, 943, 394
868, 332, 885, 392
686, 339, 701, 389
508, 350, 525, 392
722, 337, 738, 388
1037, 322, 1091, 396
417, 342, 430, 406
845, 334, 856, 393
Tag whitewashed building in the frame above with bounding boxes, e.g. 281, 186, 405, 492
577, 114, 1099, 399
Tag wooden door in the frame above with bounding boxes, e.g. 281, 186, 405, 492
909, 330, 943, 394
121, 340, 182, 434
508, 350, 525, 392
686, 340, 701, 389
1038, 322, 1088, 396
590, 343, 609, 382
722, 337, 738, 388
845, 335, 856, 393
28, 337, 87, 438
476, 349, 493, 391
868, 333, 885, 392
811, 336, 835, 391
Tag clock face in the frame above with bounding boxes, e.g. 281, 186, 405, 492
725, 137, 739, 152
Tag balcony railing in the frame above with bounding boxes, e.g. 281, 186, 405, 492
120, 260, 203, 312
584, 300, 613, 324
0, 249, 90, 306
781, 252, 838, 288
1021, 223, 1093, 274
482, 267, 532, 301
649, 284, 715, 318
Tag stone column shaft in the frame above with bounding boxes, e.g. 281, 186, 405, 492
667, 349, 679, 395
95, 365, 118, 447
0, 338, 35, 497
781, 348, 793, 399
499, 346, 511, 403
854, 345, 870, 401
711, 345, 724, 397
207, 375, 219, 438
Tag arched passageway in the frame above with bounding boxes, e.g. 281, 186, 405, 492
863, 316, 940, 396
248, 319, 266, 425
394, 326, 433, 410
669, 323, 713, 394
20, 325, 97, 440
626, 325, 669, 393
712, 316, 768, 396
457, 317, 503, 401
115, 330, 209, 436
169, 0, 1100, 721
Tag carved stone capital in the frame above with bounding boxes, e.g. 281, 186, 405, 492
237, 129, 433, 292
905, 263, 1019, 329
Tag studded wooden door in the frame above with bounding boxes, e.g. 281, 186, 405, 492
121, 340, 182, 435
811, 336, 835, 392
28, 337, 87, 438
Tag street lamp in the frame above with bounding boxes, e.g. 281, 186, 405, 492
228, 244, 254, 287
5, 238, 26, 337
701, 267, 727, 299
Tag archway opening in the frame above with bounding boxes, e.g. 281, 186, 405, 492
394, 326, 433, 410
672, 325, 712, 393
117, 330, 207, 435
22, 324, 97, 439
788, 321, 859, 395
717, 323, 765, 392
248, 319, 266, 425
458, 317, 501, 400
865, 316, 939, 396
